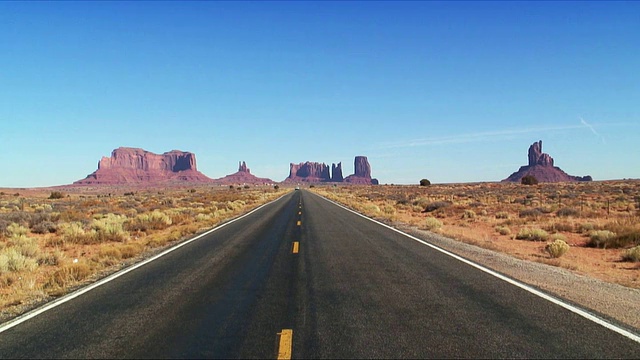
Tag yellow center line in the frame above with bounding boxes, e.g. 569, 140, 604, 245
277, 329, 293, 360
297, 220, 301, 226
292, 241, 299, 254
298, 211, 302, 215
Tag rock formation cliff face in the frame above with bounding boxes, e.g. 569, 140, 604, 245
285, 156, 378, 184
75, 147, 212, 184
285, 162, 332, 182
331, 162, 344, 182
503, 141, 592, 183
344, 156, 379, 185
213, 161, 274, 184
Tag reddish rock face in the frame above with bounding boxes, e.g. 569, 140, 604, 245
331, 162, 344, 182
213, 161, 274, 185
344, 156, 379, 185
503, 141, 592, 183
74, 147, 213, 184
285, 162, 331, 182
286, 156, 379, 184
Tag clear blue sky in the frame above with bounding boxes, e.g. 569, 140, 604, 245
1, 1, 638, 187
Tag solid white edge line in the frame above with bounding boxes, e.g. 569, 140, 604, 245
315, 193, 640, 344
0, 192, 291, 334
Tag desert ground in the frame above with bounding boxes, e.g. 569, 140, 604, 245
1, 180, 639, 328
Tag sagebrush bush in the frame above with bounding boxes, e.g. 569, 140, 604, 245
47, 262, 91, 288
557, 207, 580, 217
7, 223, 28, 237
545, 239, 569, 258
495, 226, 511, 235
423, 217, 442, 231
622, 246, 640, 262
462, 210, 476, 219
516, 228, 549, 241
495, 211, 510, 219
519, 208, 543, 218
587, 230, 617, 248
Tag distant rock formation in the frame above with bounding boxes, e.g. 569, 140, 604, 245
331, 162, 344, 182
285, 162, 332, 183
503, 141, 592, 183
284, 157, 378, 184
214, 161, 274, 184
344, 156, 379, 185
74, 147, 213, 184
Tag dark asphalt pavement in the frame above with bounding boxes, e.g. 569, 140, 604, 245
0, 189, 638, 358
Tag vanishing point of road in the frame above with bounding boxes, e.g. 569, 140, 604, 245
0, 190, 639, 358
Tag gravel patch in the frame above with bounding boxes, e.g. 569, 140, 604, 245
395, 223, 640, 333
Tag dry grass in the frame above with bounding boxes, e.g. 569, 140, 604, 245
312, 180, 640, 289
0, 185, 288, 318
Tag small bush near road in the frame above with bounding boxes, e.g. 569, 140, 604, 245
587, 230, 617, 248
516, 228, 549, 241
545, 239, 570, 258
423, 217, 442, 231
419, 179, 431, 186
623, 246, 640, 262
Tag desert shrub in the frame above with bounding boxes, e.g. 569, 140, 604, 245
31, 221, 58, 234
9, 234, 40, 258
7, 223, 29, 237
557, 207, 580, 217
59, 222, 94, 244
516, 228, 549, 241
461, 210, 476, 219
274, 185, 280, 190
419, 179, 431, 186
423, 217, 442, 231
545, 239, 570, 258
364, 204, 381, 214
579, 223, 597, 233
519, 208, 542, 218
91, 214, 129, 242
48, 191, 65, 199
521, 175, 538, 185
99, 245, 122, 260
623, 246, 640, 262
0, 248, 38, 273
126, 210, 172, 231
119, 244, 143, 259
587, 230, 617, 248
495, 211, 510, 219
38, 249, 65, 266
547, 222, 575, 233
47, 262, 92, 288
611, 231, 640, 248
424, 201, 452, 213
382, 205, 396, 215
495, 226, 511, 235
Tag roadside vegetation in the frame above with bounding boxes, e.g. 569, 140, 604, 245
0, 185, 287, 320
311, 180, 640, 288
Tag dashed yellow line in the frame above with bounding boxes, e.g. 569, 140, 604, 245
296, 220, 301, 226
292, 241, 299, 254
277, 329, 293, 359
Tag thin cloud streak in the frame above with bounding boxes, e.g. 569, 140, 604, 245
378, 125, 584, 149
579, 116, 606, 144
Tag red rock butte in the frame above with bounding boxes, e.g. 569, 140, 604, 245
503, 140, 592, 183
74, 147, 213, 185
285, 156, 378, 185
213, 161, 274, 185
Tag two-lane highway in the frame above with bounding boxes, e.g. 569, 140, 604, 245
0, 189, 639, 358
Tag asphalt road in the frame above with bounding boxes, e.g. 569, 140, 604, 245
0, 189, 639, 358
